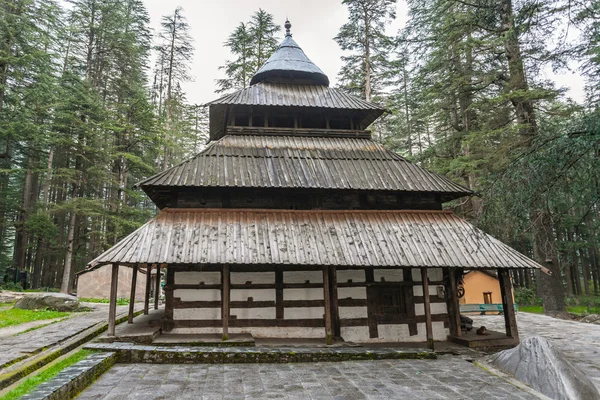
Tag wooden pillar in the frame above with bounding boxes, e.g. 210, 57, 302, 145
154, 265, 161, 310
323, 266, 333, 345
108, 263, 119, 336
444, 267, 462, 337
163, 267, 175, 331
499, 269, 519, 340
222, 265, 230, 341
421, 267, 434, 350
128, 264, 138, 324
330, 266, 340, 338
144, 264, 151, 315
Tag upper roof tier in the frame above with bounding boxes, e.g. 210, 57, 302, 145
250, 21, 330, 86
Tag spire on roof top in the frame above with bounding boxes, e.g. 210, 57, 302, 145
249, 20, 330, 87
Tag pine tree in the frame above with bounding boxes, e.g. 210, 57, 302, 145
216, 9, 279, 94
334, 0, 397, 102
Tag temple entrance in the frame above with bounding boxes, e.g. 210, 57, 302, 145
366, 285, 409, 338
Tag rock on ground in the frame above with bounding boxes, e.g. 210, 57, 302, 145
490, 336, 600, 400
15, 293, 80, 312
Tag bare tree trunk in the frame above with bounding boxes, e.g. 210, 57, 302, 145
60, 182, 78, 294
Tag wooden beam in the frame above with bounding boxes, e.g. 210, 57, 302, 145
154, 265, 161, 310
128, 264, 138, 324
322, 266, 333, 345
222, 265, 230, 341
444, 267, 462, 337
144, 264, 151, 315
499, 269, 519, 340
275, 269, 283, 319
108, 263, 119, 336
421, 268, 434, 350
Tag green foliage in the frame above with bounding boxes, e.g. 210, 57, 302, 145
0, 282, 23, 292
514, 287, 543, 306
1, 349, 91, 400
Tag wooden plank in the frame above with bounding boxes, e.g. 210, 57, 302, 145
222, 265, 230, 340
322, 266, 333, 345
127, 264, 138, 324
444, 267, 462, 337
499, 269, 519, 340
154, 265, 161, 310
108, 263, 119, 336
144, 264, 151, 315
403, 267, 418, 336
421, 267, 434, 350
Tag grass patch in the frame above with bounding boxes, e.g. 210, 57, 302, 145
0, 350, 90, 400
519, 305, 544, 314
0, 301, 15, 309
78, 297, 129, 305
519, 305, 600, 315
0, 309, 70, 329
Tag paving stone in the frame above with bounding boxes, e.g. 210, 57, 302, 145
77, 358, 541, 400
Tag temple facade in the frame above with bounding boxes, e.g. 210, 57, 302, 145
87, 21, 543, 348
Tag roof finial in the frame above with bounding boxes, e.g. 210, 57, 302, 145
284, 19, 292, 37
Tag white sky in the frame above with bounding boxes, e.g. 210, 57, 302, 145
143, 0, 585, 105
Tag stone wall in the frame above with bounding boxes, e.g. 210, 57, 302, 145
76, 265, 146, 301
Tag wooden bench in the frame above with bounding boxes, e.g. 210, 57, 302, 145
460, 304, 518, 315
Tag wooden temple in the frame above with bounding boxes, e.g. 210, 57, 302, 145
87, 21, 544, 348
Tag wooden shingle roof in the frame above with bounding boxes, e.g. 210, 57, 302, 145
137, 135, 472, 207
86, 209, 542, 270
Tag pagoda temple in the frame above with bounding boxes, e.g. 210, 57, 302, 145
87, 21, 544, 348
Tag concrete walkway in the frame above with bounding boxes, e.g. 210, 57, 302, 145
472, 312, 600, 391
77, 358, 541, 400
0, 303, 133, 370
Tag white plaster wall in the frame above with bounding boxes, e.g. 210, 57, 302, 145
429, 268, 443, 281
337, 287, 366, 299
339, 306, 368, 319
413, 285, 440, 297
230, 289, 275, 302
415, 302, 448, 316
377, 324, 416, 342
283, 288, 323, 301
173, 307, 221, 320
284, 307, 324, 319
231, 307, 276, 319
431, 321, 449, 340
230, 272, 274, 285
336, 270, 365, 283
174, 271, 220, 285
412, 268, 422, 282
283, 271, 323, 284
229, 327, 324, 338
374, 269, 403, 282
173, 289, 220, 301
340, 326, 370, 342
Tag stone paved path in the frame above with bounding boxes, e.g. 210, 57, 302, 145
0, 303, 131, 369
78, 358, 540, 400
472, 312, 600, 391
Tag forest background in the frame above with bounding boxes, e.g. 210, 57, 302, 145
0, 0, 599, 314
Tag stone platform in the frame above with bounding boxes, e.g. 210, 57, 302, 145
84, 342, 436, 364
448, 329, 517, 349
96, 309, 163, 345
154, 333, 255, 347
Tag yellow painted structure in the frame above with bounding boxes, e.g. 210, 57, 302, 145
459, 271, 504, 305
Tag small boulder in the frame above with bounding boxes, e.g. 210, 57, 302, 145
490, 336, 599, 400
14, 293, 80, 312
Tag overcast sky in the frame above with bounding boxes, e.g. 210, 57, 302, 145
143, 0, 585, 105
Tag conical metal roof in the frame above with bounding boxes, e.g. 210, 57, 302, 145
250, 21, 330, 86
